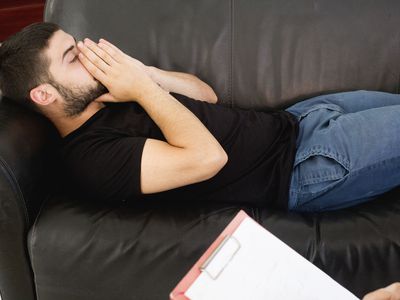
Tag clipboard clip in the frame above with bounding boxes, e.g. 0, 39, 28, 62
199, 235, 241, 280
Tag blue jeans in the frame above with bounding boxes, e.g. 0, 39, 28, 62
284, 90, 400, 212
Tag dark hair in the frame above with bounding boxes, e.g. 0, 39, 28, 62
0, 22, 60, 113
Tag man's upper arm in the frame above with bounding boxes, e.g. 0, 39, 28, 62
140, 138, 227, 194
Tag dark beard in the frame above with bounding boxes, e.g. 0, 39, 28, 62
49, 78, 108, 117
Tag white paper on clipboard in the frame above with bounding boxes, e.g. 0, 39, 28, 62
185, 217, 359, 300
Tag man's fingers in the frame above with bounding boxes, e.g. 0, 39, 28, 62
99, 38, 124, 55
386, 283, 400, 293
78, 40, 111, 74
83, 38, 118, 66
97, 41, 122, 63
77, 52, 108, 85
363, 283, 400, 300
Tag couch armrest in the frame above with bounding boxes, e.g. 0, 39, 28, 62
0, 98, 60, 300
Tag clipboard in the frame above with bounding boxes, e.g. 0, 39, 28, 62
169, 209, 359, 300
169, 210, 249, 300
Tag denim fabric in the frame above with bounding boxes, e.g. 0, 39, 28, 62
284, 90, 400, 212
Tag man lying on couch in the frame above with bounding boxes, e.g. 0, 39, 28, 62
1, 22, 400, 214
2, 19, 400, 300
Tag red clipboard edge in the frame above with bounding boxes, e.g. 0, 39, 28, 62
169, 209, 250, 300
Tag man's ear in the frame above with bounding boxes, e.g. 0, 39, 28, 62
30, 83, 57, 107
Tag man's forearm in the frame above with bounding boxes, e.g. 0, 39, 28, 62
147, 66, 218, 103
135, 82, 226, 160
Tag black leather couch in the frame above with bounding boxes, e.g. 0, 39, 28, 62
1, 0, 400, 299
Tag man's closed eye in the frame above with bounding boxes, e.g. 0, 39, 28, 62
70, 55, 78, 63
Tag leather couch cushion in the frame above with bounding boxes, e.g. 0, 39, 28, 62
29, 187, 400, 299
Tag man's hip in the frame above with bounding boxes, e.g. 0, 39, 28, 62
285, 90, 400, 212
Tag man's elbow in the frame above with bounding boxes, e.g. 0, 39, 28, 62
196, 88, 218, 104
202, 149, 228, 179
194, 77, 218, 103
205, 88, 218, 104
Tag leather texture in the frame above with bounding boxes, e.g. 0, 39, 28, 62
0, 0, 399, 299
44, 0, 400, 110
0, 99, 59, 300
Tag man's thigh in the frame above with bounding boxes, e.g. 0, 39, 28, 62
285, 90, 400, 118
289, 103, 400, 212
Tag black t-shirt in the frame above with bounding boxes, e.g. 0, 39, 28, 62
59, 92, 299, 209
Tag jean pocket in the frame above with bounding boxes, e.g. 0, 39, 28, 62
297, 103, 344, 123
294, 150, 350, 201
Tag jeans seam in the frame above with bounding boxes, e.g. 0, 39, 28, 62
297, 177, 348, 197
298, 103, 345, 122
299, 172, 346, 185
295, 147, 350, 172
349, 154, 400, 176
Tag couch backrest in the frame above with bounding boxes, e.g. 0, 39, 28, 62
44, 0, 400, 110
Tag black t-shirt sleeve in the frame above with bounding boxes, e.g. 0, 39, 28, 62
169, 92, 195, 101
64, 134, 147, 203
169, 91, 215, 110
